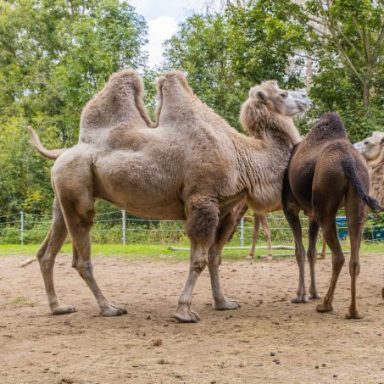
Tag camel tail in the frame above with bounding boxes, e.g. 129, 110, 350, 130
342, 158, 384, 212
27, 126, 66, 160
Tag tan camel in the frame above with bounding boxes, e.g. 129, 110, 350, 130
283, 112, 383, 319
29, 70, 310, 322
355, 131, 384, 206
247, 214, 272, 259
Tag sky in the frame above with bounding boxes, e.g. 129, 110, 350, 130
129, 0, 207, 67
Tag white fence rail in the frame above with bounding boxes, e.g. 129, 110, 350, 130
0, 210, 383, 245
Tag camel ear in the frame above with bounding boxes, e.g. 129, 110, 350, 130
256, 90, 267, 103
380, 137, 384, 145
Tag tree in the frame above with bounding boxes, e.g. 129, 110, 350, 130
298, 0, 384, 141
163, 0, 306, 129
304, 0, 384, 109
0, 0, 148, 216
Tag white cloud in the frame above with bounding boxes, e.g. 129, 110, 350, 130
146, 16, 178, 68
129, 0, 206, 68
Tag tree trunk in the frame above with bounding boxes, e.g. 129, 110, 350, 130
362, 81, 370, 109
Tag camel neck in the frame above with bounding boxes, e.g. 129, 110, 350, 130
234, 133, 293, 212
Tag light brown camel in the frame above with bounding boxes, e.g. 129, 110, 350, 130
354, 131, 384, 206
283, 112, 383, 319
247, 214, 272, 259
29, 70, 310, 322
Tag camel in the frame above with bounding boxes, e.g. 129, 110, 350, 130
29, 70, 311, 322
283, 112, 383, 319
246, 214, 272, 259
354, 131, 384, 206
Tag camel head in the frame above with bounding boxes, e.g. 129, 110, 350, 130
248, 80, 311, 117
240, 80, 311, 145
354, 131, 384, 162
79, 69, 153, 142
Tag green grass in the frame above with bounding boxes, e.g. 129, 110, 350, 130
0, 240, 382, 261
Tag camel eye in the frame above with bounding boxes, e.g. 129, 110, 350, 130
364, 140, 369, 145
280, 93, 288, 98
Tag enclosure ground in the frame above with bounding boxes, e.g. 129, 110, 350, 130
1, 253, 384, 384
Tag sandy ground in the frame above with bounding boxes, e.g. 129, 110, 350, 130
1, 252, 384, 384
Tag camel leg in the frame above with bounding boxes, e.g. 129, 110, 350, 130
316, 217, 345, 314
209, 212, 240, 310
284, 208, 307, 303
174, 197, 219, 323
248, 214, 260, 259
320, 233, 327, 259
37, 198, 75, 315
344, 190, 366, 319
307, 219, 320, 300
59, 196, 127, 317
260, 215, 272, 259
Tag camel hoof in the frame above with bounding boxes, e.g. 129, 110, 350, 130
309, 293, 321, 300
346, 311, 363, 320
51, 304, 77, 315
213, 298, 240, 310
174, 304, 200, 323
316, 303, 333, 313
101, 304, 127, 317
291, 295, 308, 304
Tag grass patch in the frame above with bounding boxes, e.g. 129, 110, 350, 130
10, 295, 36, 307
0, 240, 382, 261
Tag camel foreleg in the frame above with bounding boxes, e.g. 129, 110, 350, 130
174, 196, 219, 323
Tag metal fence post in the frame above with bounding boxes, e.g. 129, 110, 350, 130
240, 216, 245, 247
121, 210, 126, 245
20, 210, 24, 245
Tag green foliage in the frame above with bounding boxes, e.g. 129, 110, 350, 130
0, 0, 148, 217
301, 0, 384, 141
163, 0, 306, 129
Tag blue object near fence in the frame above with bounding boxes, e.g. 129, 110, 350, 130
336, 215, 384, 241
336, 216, 348, 240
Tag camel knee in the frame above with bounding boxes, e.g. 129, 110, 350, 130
73, 259, 93, 277
349, 260, 360, 275
192, 256, 207, 273
332, 255, 345, 270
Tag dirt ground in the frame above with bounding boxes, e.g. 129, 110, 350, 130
1, 252, 384, 384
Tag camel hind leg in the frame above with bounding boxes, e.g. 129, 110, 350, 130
307, 219, 320, 300
260, 215, 272, 259
344, 188, 367, 319
248, 214, 261, 259
314, 191, 345, 314
57, 191, 127, 317
37, 198, 75, 315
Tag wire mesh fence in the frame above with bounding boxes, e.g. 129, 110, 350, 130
0, 210, 383, 246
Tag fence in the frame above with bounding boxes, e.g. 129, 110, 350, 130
0, 210, 383, 246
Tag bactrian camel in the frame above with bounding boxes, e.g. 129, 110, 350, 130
355, 131, 384, 207
283, 112, 383, 319
29, 70, 311, 322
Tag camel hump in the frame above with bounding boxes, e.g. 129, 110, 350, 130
79, 69, 152, 143
306, 112, 347, 142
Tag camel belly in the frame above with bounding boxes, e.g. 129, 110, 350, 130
93, 152, 186, 220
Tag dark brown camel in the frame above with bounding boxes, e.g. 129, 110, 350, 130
283, 112, 383, 319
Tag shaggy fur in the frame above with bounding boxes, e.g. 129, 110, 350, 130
29, 70, 310, 322
79, 69, 154, 143
283, 112, 383, 319
355, 131, 384, 206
